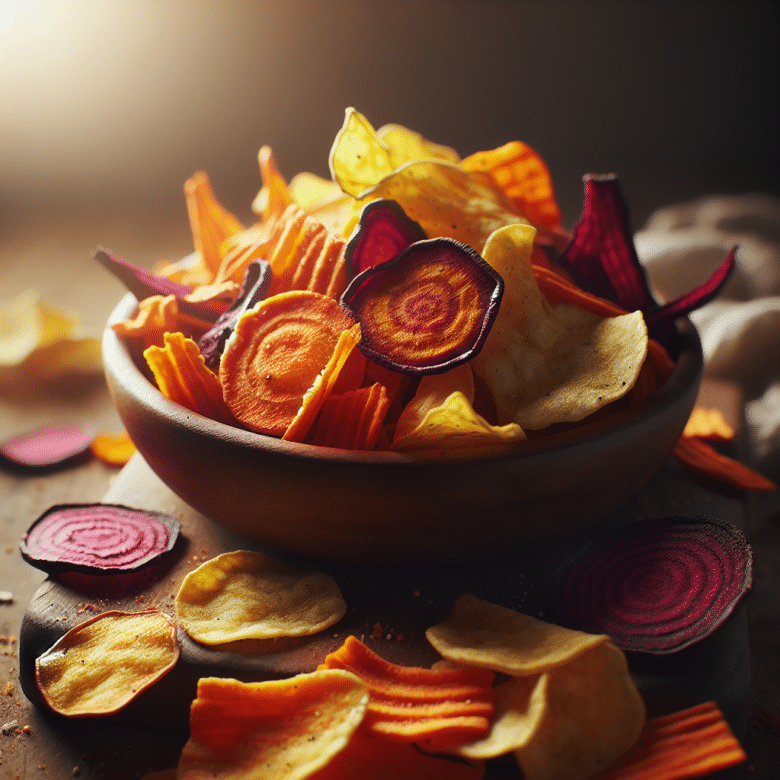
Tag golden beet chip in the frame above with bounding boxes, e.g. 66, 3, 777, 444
318, 635, 495, 752
175, 550, 347, 644
471, 224, 647, 429
219, 290, 357, 436
144, 331, 235, 425
511, 643, 645, 780
178, 671, 368, 780
35, 609, 178, 717
426, 594, 610, 677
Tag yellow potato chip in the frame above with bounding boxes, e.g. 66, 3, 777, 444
425, 593, 609, 676
178, 671, 368, 780
513, 643, 645, 780
471, 224, 647, 429
175, 550, 347, 644
35, 609, 178, 717
375, 122, 461, 167
287, 171, 359, 237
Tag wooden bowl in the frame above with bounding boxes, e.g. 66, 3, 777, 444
103, 293, 703, 564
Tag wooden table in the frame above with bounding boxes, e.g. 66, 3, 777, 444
1, 207, 778, 779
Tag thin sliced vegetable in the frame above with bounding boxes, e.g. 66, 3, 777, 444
593, 701, 746, 780
682, 407, 735, 441
558, 515, 753, 654
89, 430, 136, 467
21, 502, 180, 575
341, 238, 503, 374
318, 635, 495, 752
35, 609, 179, 717
255, 144, 294, 222
219, 291, 357, 436
0, 422, 94, 469
198, 258, 273, 370
344, 199, 427, 278
144, 331, 236, 425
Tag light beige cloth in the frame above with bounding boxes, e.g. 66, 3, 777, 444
635, 192, 780, 480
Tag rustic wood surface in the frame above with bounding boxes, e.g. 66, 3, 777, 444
1, 211, 778, 779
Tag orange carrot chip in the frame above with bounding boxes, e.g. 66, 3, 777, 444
178, 671, 368, 780
35, 609, 178, 717
426, 593, 610, 676
175, 550, 347, 644
219, 290, 357, 436
89, 430, 137, 467
112, 294, 179, 349
318, 635, 495, 752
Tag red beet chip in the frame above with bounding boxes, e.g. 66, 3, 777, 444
0, 422, 94, 470
344, 199, 427, 279
92, 246, 220, 322
20, 503, 181, 577
198, 258, 273, 370
556, 515, 752, 654
341, 237, 503, 375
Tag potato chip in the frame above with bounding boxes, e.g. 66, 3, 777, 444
175, 550, 347, 644
425, 594, 609, 676
512, 643, 645, 780
178, 671, 368, 780
35, 609, 178, 717
287, 171, 359, 238
376, 122, 461, 167
470, 224, 647, 429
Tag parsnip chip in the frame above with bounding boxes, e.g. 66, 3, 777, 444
426, 594, 609, 676
178, 671, 368, 780
471, 224, 647, 429
513, 643, 645, 780
35, 609, 178, 717
175, 550, 347, 644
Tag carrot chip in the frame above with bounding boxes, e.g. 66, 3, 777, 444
175, 550, 347, 645
89, 430, 136, 467
177, 671, 368, 780
35, 609, 178, 717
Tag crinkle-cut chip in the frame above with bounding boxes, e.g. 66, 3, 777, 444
183, 279, 241, 309
682, 406, 735, 441
283, 324, 362, 443
219, 291, 357, 436
470, 224, 647, 429
426, 594, 610, 677
175, 550, 347, 644
461, 141, 565, 236
143, 331, 235, 426
216, 221, 281, 285
512, 643, 645, 780
594, 701, 746, 780
457, 673, 548, 760
391, 390, 525, 459
358, 160, 525, 254
0, 290, 102, 378
304, 383, 390, 451
112, 294, 179, 349
313, 730, 485, 780
35, 609, 178, 717
318, 635, 495, 752
184, 170, 245, 281
253, 145, 295, 223
89, 430, 137, 467
178, 672, 369, 780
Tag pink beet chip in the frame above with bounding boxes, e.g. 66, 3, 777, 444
0, 422, 94, 469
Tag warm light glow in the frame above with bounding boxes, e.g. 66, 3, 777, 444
0, 0, 18, 35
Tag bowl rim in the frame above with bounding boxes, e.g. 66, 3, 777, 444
103, 291, 703, 469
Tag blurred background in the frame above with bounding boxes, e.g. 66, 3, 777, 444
1, 0, 779, 328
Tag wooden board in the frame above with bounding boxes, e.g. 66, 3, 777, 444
19, 449, 751, 736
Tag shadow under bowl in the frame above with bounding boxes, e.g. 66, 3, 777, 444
103, 293, 702, 564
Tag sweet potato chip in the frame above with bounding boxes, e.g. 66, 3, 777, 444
318, 635, 495, 752
143, 331, 235, 425
178, 672, 368, 780
35, 609, 178, 717
470, 224, 647, 429
512, 643, 645, 780
175, 550, 347, 644
426, 594, 609, 677
112, 294, 179, 349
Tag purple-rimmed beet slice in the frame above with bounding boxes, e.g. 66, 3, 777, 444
198, 258, 273, 370
555, 515, 752, 654
21, 503, 181, 576
344, 199, 427, 279
340, 237, 503, 375
0, 422, 94, 470
92, 247, 221, 322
